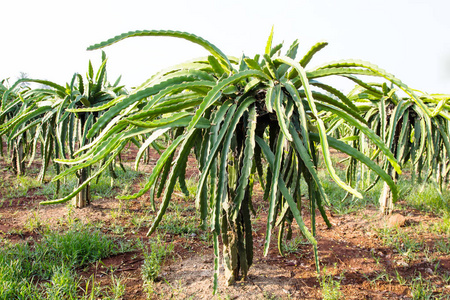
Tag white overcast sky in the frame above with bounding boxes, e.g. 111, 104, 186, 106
2, 0, 450, 93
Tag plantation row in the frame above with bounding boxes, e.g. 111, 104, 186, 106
1, 29, 450, 291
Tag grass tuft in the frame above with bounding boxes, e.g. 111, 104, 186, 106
0, 223, 134, 298
320, 266, 343, 300
403, 182, 450, 215
139, 234, 174, 297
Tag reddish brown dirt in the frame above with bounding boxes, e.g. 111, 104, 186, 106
0, 144, 449, 299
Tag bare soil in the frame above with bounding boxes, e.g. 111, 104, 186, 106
0, 145, 449, 299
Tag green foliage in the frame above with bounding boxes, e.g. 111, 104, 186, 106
44, 29, 410, 290
109, 274, 126, 300
403, 182, 450, 215
318, 163, 383, 215
139, 235, 174, 297
281, 235, 308, 254
434, 237, 450, 254
320, 266, 344, 300
159, 202, 199, 235
0, 53, 127, 206
339, 81, 450, 213
40, 226, 127, 269
0, 223, 134, 299
5, 26, 450, 294
43, 265, 79, 299
410, 272, 439, 300
375, 227, 423, 261
431, 213, 450, 236
90, 164, 144, 199
0, 174, 41, 200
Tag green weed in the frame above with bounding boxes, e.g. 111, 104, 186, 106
138, 235, 174, 297
363, 269, 393, 288
44, 265, 79, 299
318, 168, 383, 215
0, 223, 134, 299
429, 213, 450, 236
320, 266, 344, 300
174, 176, 199, 202
159, 202, 199, 235
434, 238, 450, 254
130, 214, 151, 231
403, 182, 450, 215
91, 165, 143, 200
410, 273, 437, 300
106, 274, 126, 300
2, 175, 41, 199
24, 211, 41, 231
375, 226, 423, 260
263, 291, 279, 300
282, 235, 309, 254
395, 270, 407, 285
